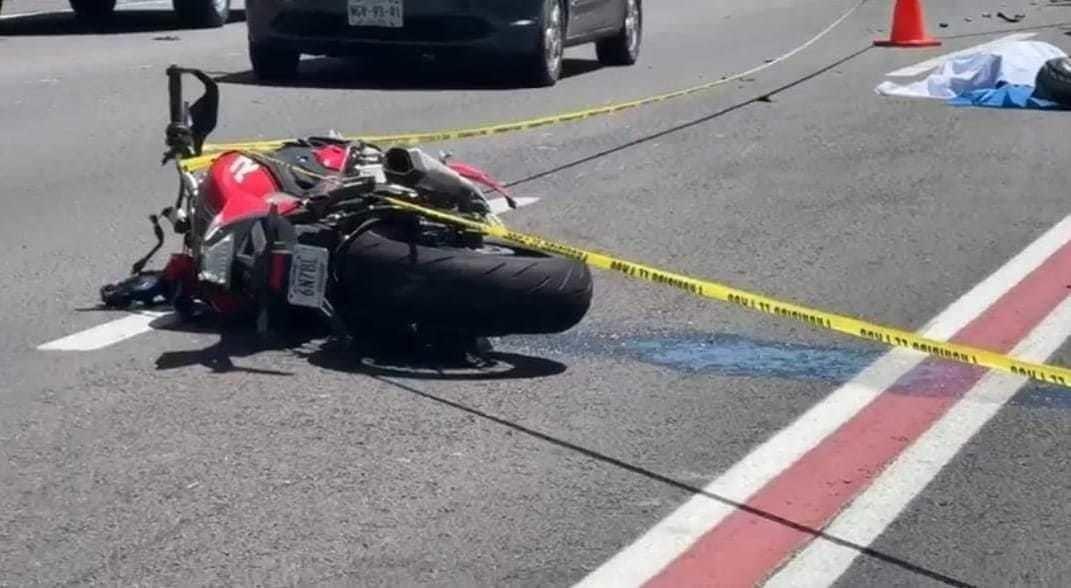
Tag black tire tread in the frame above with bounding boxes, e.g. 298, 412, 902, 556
595, 39, 631, 66
522, 0, 564, 88
596, 0, 641, 66
69, 0, 116, 22
250, 43, 300, 81
339, 224, 593, 336
174, 0, 229, 29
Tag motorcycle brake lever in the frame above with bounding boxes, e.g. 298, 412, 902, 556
130, 214, 166, 275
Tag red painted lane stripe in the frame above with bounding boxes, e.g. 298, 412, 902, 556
646, 239, 1071, 588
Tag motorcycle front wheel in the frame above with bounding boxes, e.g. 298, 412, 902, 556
337, 222, 593, 337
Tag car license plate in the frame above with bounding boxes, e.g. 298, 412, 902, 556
287, 244, 330, 309
348, 0, 403, 27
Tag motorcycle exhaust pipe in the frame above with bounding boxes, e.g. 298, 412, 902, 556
383, 147, 490, 214
383, 147, 429, 178
384, 146, 461, 193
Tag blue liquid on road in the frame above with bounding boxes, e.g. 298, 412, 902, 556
623, 333, 882, 383
548, 331, 1071, 410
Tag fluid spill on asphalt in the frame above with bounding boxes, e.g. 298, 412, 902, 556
622, 334, 880, 383
514, 331, 1071, 410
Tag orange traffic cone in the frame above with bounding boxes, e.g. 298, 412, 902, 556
874, 0, 941, 47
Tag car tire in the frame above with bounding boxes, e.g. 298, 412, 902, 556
338, 222, 593, 337
596, 0, 641, 66
1036, 57, 1071, 106
69, 0, 116, 23
249, 42, 300, 81
174, 0, 229, 28
522, 0, 565, 87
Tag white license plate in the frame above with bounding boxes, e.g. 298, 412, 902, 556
287, 244, 330, 309
348, 0, 403, 27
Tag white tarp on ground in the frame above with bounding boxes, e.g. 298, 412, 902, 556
875, 40, 1068, 99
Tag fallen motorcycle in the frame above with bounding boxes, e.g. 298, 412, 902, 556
100, 66, 592, 358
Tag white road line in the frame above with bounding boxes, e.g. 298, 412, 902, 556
574, 214, 1071, 588
38, 311, 176, 351
887, 33, 1037, 77
38, 196, 539, 352
490, 196, 538, 215
764, 294, 1071, 587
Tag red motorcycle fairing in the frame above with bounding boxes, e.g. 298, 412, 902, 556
189, 145, 514, 318
191, 151, 313, 317
447, 160, 512, 200
313, 144, 348, 171
200, 151, 303, 227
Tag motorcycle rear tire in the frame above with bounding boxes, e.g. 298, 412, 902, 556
338, 223, 593, 337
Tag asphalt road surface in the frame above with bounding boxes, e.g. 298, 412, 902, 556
4, 0, 1071, 586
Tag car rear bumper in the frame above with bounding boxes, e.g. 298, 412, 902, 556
248, 0, 541, 58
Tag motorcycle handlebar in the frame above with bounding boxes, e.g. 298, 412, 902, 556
163, 65, 219, 161
167, 65, 186, 125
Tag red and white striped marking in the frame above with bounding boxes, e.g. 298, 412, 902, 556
577, 215, 1071, 587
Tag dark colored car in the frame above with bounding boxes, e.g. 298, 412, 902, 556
245, 0, 642, 86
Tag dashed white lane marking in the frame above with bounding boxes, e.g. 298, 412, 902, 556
887, 32, 1037, 77
575, 214, 1071, 587
38, 311, 176, 351
37, 196, 539, 352
765, 293, 1071, 587
490, 196, 538, 215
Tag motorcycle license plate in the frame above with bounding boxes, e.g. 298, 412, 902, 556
287, 245, 330, 309
348, 0, 403, 27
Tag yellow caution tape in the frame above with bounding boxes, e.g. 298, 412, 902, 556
179, 153, 218, 173
384, 196, 1071, 390
177, 146, 1071, 387
201, 80, 731, 154
179, 0, 869, 173
180, 76, 747, 173
173, 3, 1059, 385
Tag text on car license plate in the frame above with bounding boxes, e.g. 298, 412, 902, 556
348, 0, 403, 27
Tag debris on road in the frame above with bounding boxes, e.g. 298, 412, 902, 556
997, 12, 1027, 23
